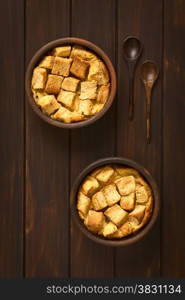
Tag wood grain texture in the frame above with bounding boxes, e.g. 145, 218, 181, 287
25, 0, 70, 277
70, 0, 116, 278
115, 0, 162, 277
162, 0, 185, 277
0, 0, 24, 277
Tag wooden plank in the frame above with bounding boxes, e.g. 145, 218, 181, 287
70, 0, 116, 277
0, 0, 24, 277
162, 0, 185, 277
25, 0, 70, 277
115, 0, 162, 277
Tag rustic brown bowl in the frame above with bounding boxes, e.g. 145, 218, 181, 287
70, 157, 160, 247
25, 37, 117, 128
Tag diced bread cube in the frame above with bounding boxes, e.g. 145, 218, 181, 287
32, 67, 47, 90
91, 103, 104, 115
52, 106, 72, 123
115, 167, 140, 178
52, 57, 72, 76
120, 193, 135, 211
136, 186, 148, 204
57, 90, 75, 109
70, 111, 84, 122
129, 205, 146, 224
53, 46, 71, 57
37, 95, 60, 115
112, 222, 133, 238
85, 210, 104, 233
70, 57, 89, 79
78, 100, 93, 116
77, 192, 91, 218
80, 80, 97, 100
102, 184, 121, 206
39, 56, 54, 69
95, 167, 114, 183
70, 46, 97, 61
82, 176, 99, 196
62, 77, 80, 92
88, 60, 109, 85
97, 83, 110, 104
52, 106, 83, 123
102, 222, 117, 237
92, 191, 107, 211
136, 177, 152, 197
45, 74, 63, 94
104, 204, 128, 226
115, 176, 136, 196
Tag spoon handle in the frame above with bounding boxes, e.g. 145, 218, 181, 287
129, 74, 134, 120
145, 85, 152, 143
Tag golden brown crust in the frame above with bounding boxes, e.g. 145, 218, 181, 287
70, 57, 89, 79
45, 74, 63, 94
52, 57, 72, 76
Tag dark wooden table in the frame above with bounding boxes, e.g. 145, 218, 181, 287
0, 0, 185, 278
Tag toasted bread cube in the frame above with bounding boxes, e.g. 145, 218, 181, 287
70, 111, 84, 122
78, 100, 93, 116
112, 222, 133, 238
32, 67, 47, 90
62, 77, 80, 92
39, 56, 54, 69
45, 74, 63, 94
80, 80, 97, 100
32, 89, 47, 104
53, 46, 71, 57
70, 57, 89, 79
115, 176, 136, 196
95, 167, 114, 183
115, 167, 140, 178
136, 177, 152, 197
70, 45, 97, 61
129, 205, 145, 224
102, 222, 117, 237
97, 84, 110, 104
85, 210, 104, 233
73, 95, 80, 111
88, 60, 109, 85
82, 176, 99, 196
37, 95, 60, 115
52, 106, 72, 123
91, 103, 104, 115
136, 186, 148, 204
92, 191, 107, 211
120, 193, 135, 211
77, 192, 91, 218
52, 57, 72, 76
57, 90, 75, 109
102, 184, 121, 206
105, 204, 128, 226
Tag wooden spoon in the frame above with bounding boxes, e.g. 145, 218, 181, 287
123, 36, 143, 120
140, 60, 159, 144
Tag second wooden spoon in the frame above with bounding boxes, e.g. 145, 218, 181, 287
140, 60, 159, 144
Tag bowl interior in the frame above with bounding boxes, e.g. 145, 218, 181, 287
25, 37, 117, 129
70, 157, 160, 247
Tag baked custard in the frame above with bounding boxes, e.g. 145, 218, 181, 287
77, 165, 153, 239
31, 45, 110, 123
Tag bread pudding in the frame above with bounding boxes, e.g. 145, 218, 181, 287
31, 45, 110, 123
77, 165, 153, 239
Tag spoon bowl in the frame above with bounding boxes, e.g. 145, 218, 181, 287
140, 61, 159, 85
123, 36, 143, 61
